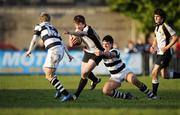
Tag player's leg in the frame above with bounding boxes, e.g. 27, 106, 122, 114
88, 72, 101, 90
151, 64, 160, 96
43, 67, 70, 97
88, 53, 102, 90
103, 80, 135, 99
74, 59, 97, 99
43, 51, 70, 99
126, 72, 154, 98
160, 63, 180, 79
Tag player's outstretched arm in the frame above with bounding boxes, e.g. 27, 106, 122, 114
62, 42, 74, 62
95, 49, 116, 58
25, 35, 38, 57
64, 31, 87, 37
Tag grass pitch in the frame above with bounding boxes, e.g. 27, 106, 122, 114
0, 75, 179, 115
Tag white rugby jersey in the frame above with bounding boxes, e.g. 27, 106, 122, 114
103, 48, 126, 75
34, 22, 62, 51
154, 23, 176, 55
82, 25, 104, 53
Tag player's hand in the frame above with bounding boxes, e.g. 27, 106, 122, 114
150, 46, 156, 54
95, 49, 103, 56
25, 51, 31, 57
161, 46, 168, 53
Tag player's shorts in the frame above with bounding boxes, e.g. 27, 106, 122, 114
155, 54, 172, 69
109, 68, 131, 83
43, 46, 64, 69
82, 51, 102, 65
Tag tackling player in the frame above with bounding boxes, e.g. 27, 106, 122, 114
95, 35, 156, 99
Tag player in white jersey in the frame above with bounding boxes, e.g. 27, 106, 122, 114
150, 8, 180, 97
61, 15, 103, 101
95, 35, 156, 100
25, 12, 73, 100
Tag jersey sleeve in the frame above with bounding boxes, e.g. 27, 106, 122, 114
83, 26, 89, 33
110, 48, 120, 58
164, 23, 176, 36
33, 24, 41, 36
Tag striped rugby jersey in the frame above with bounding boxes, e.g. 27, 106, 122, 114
82, 25, 104, 53
154, 23, 176, 55
34, 22, 62, 50
103, 48, 126, 75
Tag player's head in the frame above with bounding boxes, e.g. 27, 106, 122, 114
40, 12, 51, 23
102, 35, 114, 50
73, 15, 86, 30
154, 8, 166, 25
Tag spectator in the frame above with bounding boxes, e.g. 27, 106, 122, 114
124, 40, 137, 53
135, 38, 145, 52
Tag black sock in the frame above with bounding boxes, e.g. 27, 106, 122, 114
173, 72, 180, 79
50, 77, 69, 96
74, 78, 88, 98
88, 72, 98, 82
139, 84, 154, 98
152, 83, 159, 96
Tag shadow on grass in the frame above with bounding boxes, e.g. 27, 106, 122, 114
0, 89, 179, 109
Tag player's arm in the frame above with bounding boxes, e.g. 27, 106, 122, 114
95, 50, 116, 58
62, 41, 74, 62
161, 34, 178, 53
150, 37, 157, 54
65, 31, 87, 37
26, 35, 38, 57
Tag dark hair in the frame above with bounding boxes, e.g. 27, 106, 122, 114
74, 15, 86, 24
103, 35, 114, 44
154, 8, 166, 21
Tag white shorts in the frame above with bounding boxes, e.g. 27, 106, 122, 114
109, 68, 131, 83
43, 46, 64, 69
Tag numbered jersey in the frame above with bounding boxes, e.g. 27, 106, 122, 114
34, 22, 62, 50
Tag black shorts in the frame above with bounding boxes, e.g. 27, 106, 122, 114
155, 54, 172, 69
82, 51, 102, 65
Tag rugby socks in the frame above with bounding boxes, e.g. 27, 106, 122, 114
111, 89, 128, 99
50, 77, 69, 96
152, 80, 159, 96
88, 72, 98, 82
139, 84, 154, 98
74, 78, 88, 98
169, 72, 180, 79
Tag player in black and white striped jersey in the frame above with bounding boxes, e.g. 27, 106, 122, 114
26, 12, 73, 100
95, 35, 156, 100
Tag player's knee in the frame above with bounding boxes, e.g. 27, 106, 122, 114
45, 75, 52, 81
102, 87, 111, 96
81, 71, 89, 79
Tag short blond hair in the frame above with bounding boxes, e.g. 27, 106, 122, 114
40, 12, 51, 22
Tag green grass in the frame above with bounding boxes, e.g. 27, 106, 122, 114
0, 75, 179, 115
